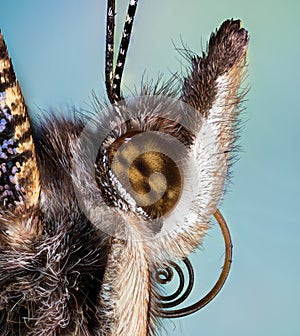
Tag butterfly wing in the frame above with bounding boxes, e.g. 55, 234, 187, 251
0, 33, 40, 210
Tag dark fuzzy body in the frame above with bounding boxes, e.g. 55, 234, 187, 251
0, 117, 111, 335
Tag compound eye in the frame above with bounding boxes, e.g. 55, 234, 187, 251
107, 130, 183, 219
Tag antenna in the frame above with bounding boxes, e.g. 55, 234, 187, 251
105, 0, 139, 103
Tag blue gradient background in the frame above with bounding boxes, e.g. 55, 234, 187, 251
0, 1, 299, 335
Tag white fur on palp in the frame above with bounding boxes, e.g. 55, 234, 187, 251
156, 69, 244, 261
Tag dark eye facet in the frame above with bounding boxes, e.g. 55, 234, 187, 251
107, 130, 183, 219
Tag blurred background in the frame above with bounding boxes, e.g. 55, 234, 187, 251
0, 0, 299, 335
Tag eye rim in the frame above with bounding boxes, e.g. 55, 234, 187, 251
94, 113, 195, 222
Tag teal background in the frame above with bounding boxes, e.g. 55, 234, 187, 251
0, 1, 299, 335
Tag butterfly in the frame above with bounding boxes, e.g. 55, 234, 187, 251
0, 0, 249, 335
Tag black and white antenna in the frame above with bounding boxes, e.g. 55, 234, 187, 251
105, 0, 139, 103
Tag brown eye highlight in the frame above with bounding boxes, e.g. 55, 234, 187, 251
107, 130, 183, 219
